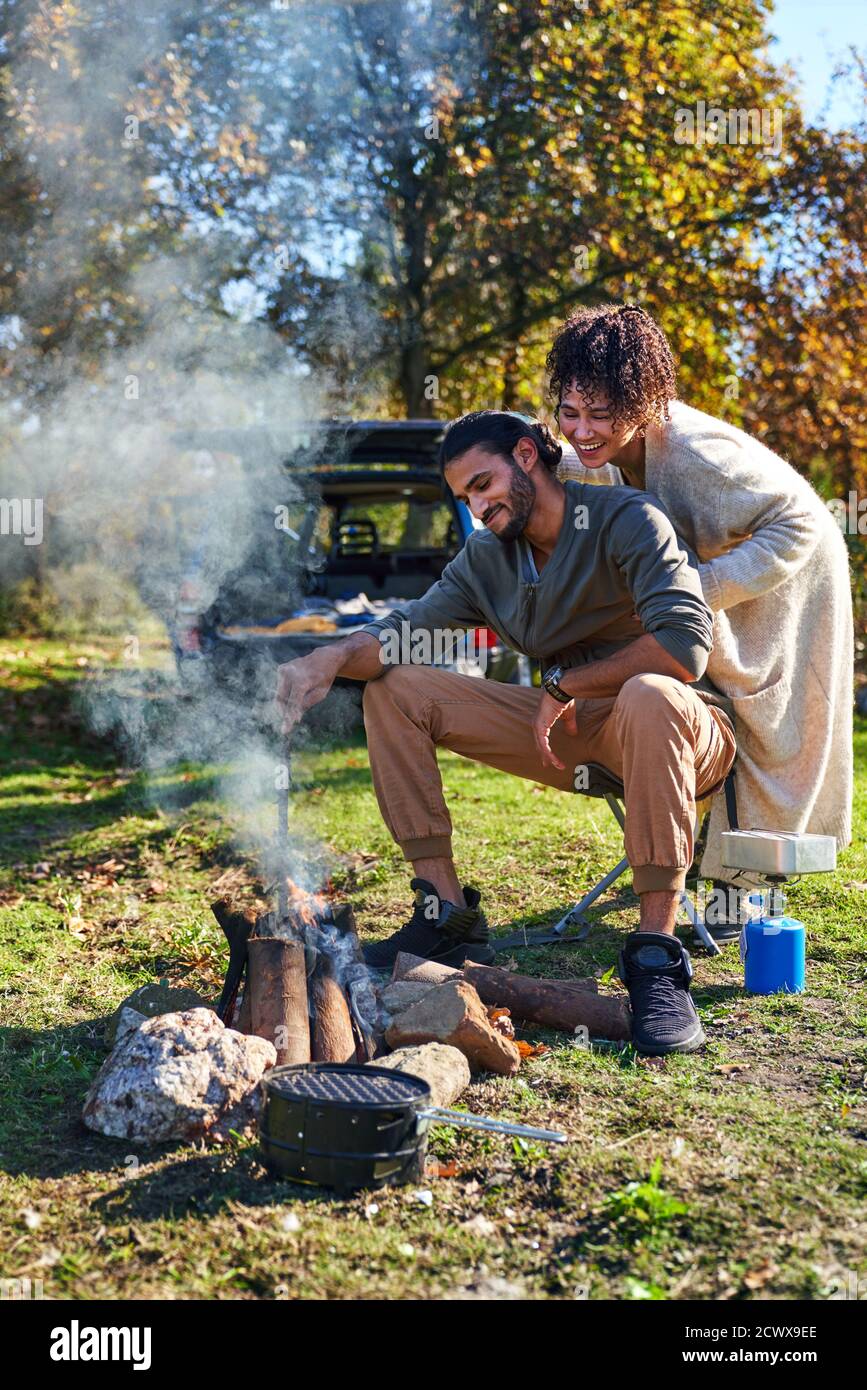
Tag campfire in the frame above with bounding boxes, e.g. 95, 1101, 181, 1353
82, 786, 628, 1168
210, 876, 380, 1069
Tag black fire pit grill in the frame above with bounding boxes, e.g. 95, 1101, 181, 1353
259, 1062, 567, 1192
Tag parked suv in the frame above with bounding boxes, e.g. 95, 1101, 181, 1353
170, 420, 532, 691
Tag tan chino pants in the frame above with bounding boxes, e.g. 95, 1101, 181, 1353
362, 667, 737, 894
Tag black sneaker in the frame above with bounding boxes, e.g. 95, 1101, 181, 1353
362, 878, 495, 971
618, 931, 706, 1056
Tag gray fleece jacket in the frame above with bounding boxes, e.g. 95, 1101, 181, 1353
360, 480, 720, 695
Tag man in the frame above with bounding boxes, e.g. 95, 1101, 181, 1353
276, 410, 737, 1055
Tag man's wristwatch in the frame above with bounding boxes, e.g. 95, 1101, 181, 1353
541, 664, 572, 704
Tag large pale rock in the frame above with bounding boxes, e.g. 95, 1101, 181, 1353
105, 982, 210, 1045
371, 1043, 471, 1107
114, 1007, 146, 1043
379, 980, 437, 1019
385, 980, 520, 1076
83, 1007, 276, 1143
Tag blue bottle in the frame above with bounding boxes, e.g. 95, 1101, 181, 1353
740, 895, 806, 995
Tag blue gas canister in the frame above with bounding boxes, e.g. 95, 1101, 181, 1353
740, 896, 806, 995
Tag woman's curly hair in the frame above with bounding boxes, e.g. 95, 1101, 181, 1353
439, 409, 563, 474
545, 304, 677, 430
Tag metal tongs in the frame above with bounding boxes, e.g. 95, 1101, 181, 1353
418, 1109, 567, 1144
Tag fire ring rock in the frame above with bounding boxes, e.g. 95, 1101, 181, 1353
385, 979, 521, 1076
104, 982, 210, 1046
82, 1008, 276, 1144
369, 1043, 471, 1107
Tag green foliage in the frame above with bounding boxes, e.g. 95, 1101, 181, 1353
0, 566, 156, 638
604, 1157, 688, 1230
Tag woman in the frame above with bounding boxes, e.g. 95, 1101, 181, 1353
547, 303, 853, 922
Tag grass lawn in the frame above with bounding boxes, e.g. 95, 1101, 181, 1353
1, 637, 865, 1301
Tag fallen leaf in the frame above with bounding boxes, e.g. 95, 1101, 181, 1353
487, 1006, 515, 1038
425, 1159, 459, 1179
743, 1259, 779, 1290
716, 1063, 747, 1077
515, 1040, 550, 1059
636, 1055, 667, 1071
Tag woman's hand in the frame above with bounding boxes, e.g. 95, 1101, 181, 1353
532, 690, 578, 771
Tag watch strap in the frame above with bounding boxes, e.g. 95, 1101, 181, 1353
542, 666, 572, 704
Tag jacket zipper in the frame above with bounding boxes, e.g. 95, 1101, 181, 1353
523, 578, 537, 654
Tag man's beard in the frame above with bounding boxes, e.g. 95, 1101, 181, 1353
488, 463, 536, 542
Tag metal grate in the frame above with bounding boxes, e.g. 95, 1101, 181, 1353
266, 1065, 426, 1107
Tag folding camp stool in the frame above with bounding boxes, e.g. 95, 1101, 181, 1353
496, 761, 729, 955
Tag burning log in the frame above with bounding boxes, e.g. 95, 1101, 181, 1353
310, 954, 356, 1064
212, 866, 381, 1064
247, 938, 311, 1065
211, 899, 259, 1024
236, 983, 253, 1034
463, 962, 631, 1041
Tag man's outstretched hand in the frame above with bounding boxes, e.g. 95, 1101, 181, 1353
532, 689, 578, 771
275, 653, 337, 736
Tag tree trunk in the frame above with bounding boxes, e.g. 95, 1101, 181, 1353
400, 330, 434, 417
502, 338, 520, 410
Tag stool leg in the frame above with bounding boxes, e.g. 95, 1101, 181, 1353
679, 890, 721, 956
681, 810, 721, 955
554, 855, 630, 935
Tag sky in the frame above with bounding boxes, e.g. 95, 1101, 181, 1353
767, 0, 865, 128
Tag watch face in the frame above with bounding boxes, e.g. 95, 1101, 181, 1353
543, 667, 569, 702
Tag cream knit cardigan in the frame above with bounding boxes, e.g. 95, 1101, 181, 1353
558, 400, 854, 881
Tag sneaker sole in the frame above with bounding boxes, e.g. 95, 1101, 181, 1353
632, 1023, 706, 1057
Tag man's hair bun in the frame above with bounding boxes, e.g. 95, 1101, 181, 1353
439, 410, 563, 473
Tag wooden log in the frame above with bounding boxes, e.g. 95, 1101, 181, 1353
210, 898, 261, 933
310, 952, 357, 1064
247, 938, 311, 1065
211, 898, 261, 1023
463, 962, 630, 1041
331, 901, 360, 943
236, 980, 252, 1033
